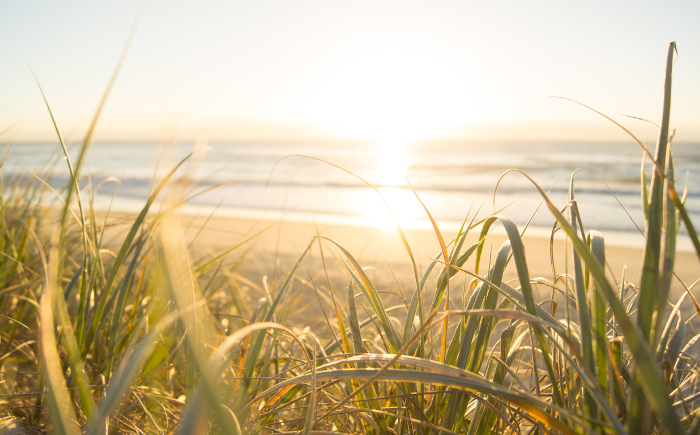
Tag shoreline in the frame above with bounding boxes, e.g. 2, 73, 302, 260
97, 196, 697, 252
125, 210, 700, 304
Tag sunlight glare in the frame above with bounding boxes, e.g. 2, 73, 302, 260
362, 187, 416, 232
377, 138, 409, 186
299, 37, 480, 140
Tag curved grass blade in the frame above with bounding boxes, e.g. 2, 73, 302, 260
52, 274, 98, 420
501, 168, 686, 435
467, 241, 511, 372
86, 312, 181, 435
639, 41, 676, 345
477, 215, 565, 407
106, 237, 148, 379
269, 155, 423, 331
32, 6, 143, 360
319, 236, 402, 353
29, 73, 94, 351
404, 178, 451, 360
238, 240, 315, 399
435, 308, 623, 434
310, 308, 439, 429
82, 150, 199, 354
200, 323, 309, 435
633, 42, 677, 435
262, 368, 584, 435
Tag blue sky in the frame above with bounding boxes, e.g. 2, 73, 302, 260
2, 0, 699, 142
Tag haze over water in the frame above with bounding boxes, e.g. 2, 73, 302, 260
5, 140, 699, 250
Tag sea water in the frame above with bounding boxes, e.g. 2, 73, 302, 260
3, 140, 699, 250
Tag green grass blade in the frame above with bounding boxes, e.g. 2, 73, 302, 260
632, 41, 676, 435
656, 145, 677, 344
505, 168, 686, 435
302, 347, 317, 435
669, 186, 700, 264
588, 230, 608, 422
82, 150, 197, 354
269, 155, 423, 335
86, 314, 174, 435
431, 239, 483, 312
639, 40, 675, 347
405, 178, 452, 363
482, 216, 565, 407
238, 240, 314, 393
39, 229, 80, 435
572, 202, 597, 419
106, 237, 148, 379
319, 236, 402, 353
52, 276, 97, 420
347, 280, 365, 354
29, 74, 94, 349
467, 241, 511, 373
263, 367, 583, 435
446, 240, 511, 431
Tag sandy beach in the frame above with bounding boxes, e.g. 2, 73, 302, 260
142, 213, 700, 320
178, 214, 694, 278
98, 208, 699, 334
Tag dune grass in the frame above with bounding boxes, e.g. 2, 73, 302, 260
1, 41, 699, 434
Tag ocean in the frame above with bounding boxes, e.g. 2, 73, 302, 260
3, 140, 699, 251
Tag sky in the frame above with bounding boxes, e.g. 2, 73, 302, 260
1, 0, 700, 143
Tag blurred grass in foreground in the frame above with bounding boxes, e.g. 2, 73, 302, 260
1, 42, 700, 435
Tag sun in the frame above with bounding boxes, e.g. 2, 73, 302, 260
299, 37, 480, 140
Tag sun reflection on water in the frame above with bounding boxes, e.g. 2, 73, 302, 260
362, 139, 417, 231
377, 139, 409, 186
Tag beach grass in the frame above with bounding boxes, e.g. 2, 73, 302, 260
1, 41, 699, 435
